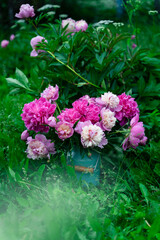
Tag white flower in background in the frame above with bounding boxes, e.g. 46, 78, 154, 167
148, 10, 158, 15
62, 18, 76, 33
93, 20, 114, 27
113, 22, 124, 28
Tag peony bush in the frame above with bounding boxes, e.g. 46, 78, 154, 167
4, 3, 154, 165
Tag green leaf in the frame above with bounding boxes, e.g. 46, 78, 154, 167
9, 88, 22, 95
96, 52, 106, 65
139, 183, 149, 205
77, 82, 88, 87
6, 78, 28, 89
109, 62, 125, 78
15, 68, 29, 88
154, 164, 160, 176
101, 79, 106, 89
36, 164, 46, 182
8, 167, 16, 181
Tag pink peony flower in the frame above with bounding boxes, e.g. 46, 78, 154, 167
75, 120, 93, 134
10, 34, 15, 41
30, 49, 38, 57
21, 130, 29, 141
15, 4, 35, 19
1, 40, 9, 48
30, 36, 46, 49
81, 123, 108, 148
75, 20, 88, 32
41, 85, 59, 102
21, 97, 56, 133
131, 35, 136, 39
46, 116, 56, 127
30, 36, 47, 57
115, 93, 139, 126
62, 18, 76, 33
96, 92, 120, 111
100, 108, 116, 131
72, 98, 101, 123
79, 95, 97, 105
122, 114, 147, 150
26, 134, 55, 160
57, 108, 81, 126
132, 43, 137, 49
55, 122, 74, 140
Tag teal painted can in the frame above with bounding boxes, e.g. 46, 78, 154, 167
67, 147, 100, 186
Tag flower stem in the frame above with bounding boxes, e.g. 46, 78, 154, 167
56, 102, 61, 113
47, 51, 100, 89
28, 19, 42, 36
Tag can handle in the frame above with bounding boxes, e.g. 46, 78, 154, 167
68, 165, 94, 173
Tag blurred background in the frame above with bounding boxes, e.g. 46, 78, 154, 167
0, 0, 159, 29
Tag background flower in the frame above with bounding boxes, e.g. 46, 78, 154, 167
30, 36, 47, 57
1, 40, 9, 48
62, 18, 76, 33
15, 4, 35, 19
10, 34, 15, 41
75, 20, 88, 32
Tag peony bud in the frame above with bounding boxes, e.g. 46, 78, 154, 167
10, 34, 15, 41
21, 130, 29, 141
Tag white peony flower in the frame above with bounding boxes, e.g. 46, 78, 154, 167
101, 108, 116, 131
81, 124, 107, 148
101, 92, 119, 109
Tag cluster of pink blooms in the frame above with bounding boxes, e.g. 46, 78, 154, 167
56, 91, 147, 150
62, 18, 88, 34
21, 85, 59, 160
30, 36, 47, 57
21, 85, 147, 160
15, 4, 35, 19
1, 34, 15, 48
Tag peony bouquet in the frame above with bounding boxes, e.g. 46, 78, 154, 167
21, 84, 147, 161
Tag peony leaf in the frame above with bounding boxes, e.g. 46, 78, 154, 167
15, 68, 29, 88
